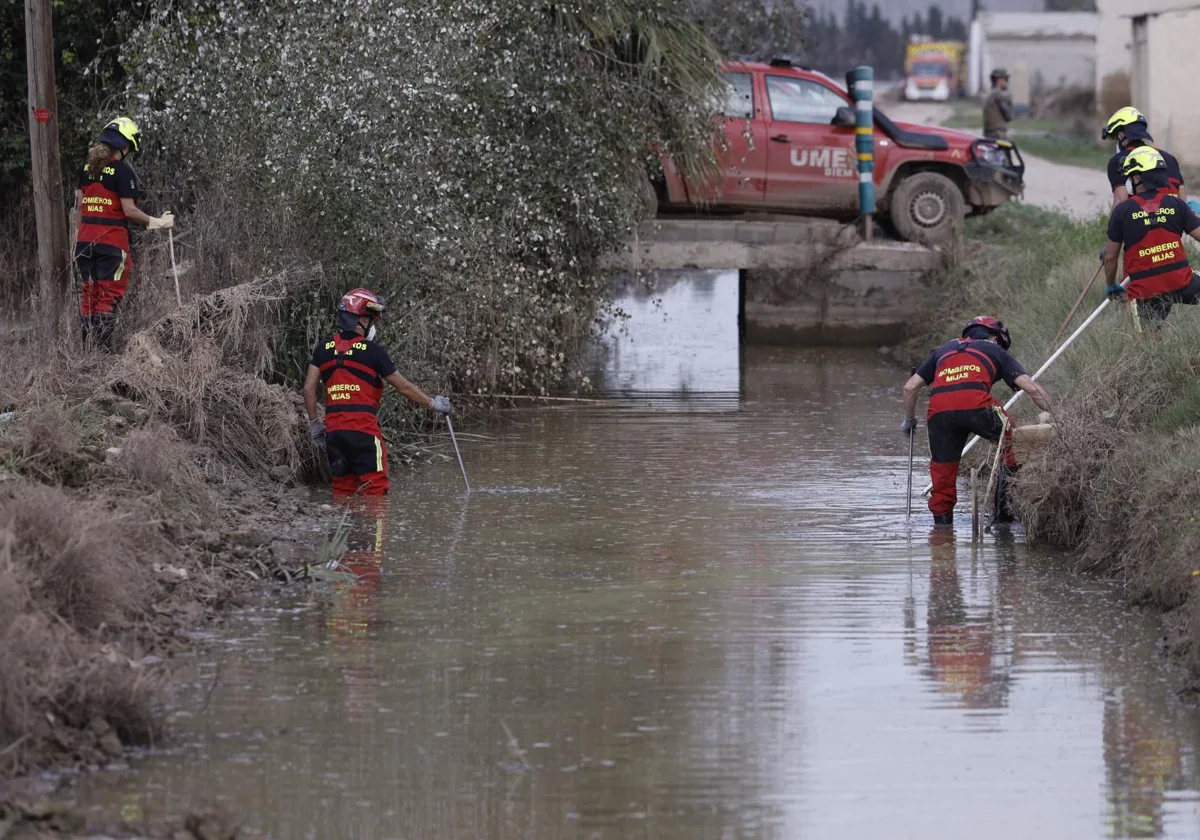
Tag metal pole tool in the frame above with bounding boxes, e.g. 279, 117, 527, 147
446, 415, 470, 493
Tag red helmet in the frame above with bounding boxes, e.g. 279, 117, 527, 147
962, 316, 1011, 350
338, 287, 386, 319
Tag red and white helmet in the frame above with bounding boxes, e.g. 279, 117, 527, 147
338, 287, 386, 319
962, 316, 1011, 350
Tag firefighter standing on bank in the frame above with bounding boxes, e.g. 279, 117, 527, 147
983, 68, 1012, 141
1101, 106, 1187, 208
303, 288, 452, 497
70, 117, 174, 349
901, 317, 1053, 529
1103, 147, 1200, 330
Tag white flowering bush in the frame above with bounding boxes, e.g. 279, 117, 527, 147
126, 0, 724, 403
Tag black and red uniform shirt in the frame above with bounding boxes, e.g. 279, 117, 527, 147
1107, 189, 1200, 300
916, 339, 1026, 417
1108, 147, 1184, 194
76, 158, 140, 249
310, 331, 397, 436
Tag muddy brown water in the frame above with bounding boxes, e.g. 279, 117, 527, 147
62, 272, 1200, 838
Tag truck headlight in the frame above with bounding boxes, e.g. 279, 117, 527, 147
974, 142, 1009, 167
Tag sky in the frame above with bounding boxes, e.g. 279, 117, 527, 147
803, 0, 1046, 24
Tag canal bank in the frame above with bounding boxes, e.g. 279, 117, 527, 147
911, 201, 1200, 691
47, 272, 1200, 839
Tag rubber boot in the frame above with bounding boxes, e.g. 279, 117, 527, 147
91, 313, 117, 352
933, 514, 954, 530
992, 465, 1018, 525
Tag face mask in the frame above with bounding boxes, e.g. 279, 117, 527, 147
1126, 178, 1134, 194
367, 325, 377, 342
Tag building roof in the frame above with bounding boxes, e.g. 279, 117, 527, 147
976, 11, 1097, 38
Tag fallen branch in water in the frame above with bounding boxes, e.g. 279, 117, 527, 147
469, 393, 608, 404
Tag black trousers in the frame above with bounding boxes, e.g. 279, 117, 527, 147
927, 407, 1016, 518
1135, 270, 1200, 328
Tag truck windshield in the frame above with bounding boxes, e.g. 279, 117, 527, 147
912, 62, 949, 77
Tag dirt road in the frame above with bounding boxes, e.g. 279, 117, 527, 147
885, 100, 1109, 221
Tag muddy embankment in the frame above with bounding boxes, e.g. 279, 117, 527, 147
912, 202, 1200, 687
0, 274, 345, 831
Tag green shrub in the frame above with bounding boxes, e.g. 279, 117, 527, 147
124, 0, 726, 416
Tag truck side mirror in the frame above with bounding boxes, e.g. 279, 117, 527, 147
833, 106, 856, 129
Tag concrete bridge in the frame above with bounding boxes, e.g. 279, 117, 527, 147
607, 218, 940, 345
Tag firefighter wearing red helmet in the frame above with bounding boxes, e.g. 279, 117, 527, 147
901, 317, 1053, 529
302, 288, 452, 497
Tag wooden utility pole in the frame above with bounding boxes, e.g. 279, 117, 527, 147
25, 0, 70, 337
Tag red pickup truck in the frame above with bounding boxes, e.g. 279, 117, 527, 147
655, 59, 1025, 244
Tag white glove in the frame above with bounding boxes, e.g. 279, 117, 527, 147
430, 395, 452, 415
147, 211, 174, 230
308, 418, 326, 448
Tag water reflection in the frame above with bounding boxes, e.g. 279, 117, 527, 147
918, 530, 1015, 710
593, 269, 740, 396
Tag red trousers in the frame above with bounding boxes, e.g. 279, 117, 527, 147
927, 407, 1016, 517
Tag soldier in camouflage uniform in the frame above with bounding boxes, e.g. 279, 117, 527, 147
983, 68, 1012, 141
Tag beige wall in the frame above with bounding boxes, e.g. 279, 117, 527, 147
1143, 8, 1200, 166
1096, 0, 1199, 116
1095, 0, 1137, 107
987, 36, 1095, 107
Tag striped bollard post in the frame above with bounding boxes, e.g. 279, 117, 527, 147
849, 66, 875, 240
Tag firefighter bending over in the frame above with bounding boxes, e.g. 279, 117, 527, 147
901, 317, 1053, 530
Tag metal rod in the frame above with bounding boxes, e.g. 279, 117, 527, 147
905, 426, 915, 520
168, 227, 183, 307
921, 280, 1125, 497
446, 415, 470, 493
970, 465, 981, 542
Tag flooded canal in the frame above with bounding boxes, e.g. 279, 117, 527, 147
62, 272, 1200, 838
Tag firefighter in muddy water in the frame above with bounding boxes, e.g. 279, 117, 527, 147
982, 68, 1012, 141
303, 288, 452, 496
902, 317, 1053, 529
1102, 107, 1187, 208
1103, 147, 1200, 331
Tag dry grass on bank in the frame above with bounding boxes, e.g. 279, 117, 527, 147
920, 202, 1200, 679
0, 271, 324, 779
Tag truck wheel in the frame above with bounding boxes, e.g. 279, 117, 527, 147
889, 172, 965, 245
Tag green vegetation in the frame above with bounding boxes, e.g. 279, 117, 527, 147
940, 104, 1110, 170
917, 202, 1200, 683
941, 102, 980, 130
1012, 134, 1111, 171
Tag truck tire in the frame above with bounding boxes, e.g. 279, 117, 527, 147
889, 172, 965, 245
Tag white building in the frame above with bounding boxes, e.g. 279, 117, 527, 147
1097, 0, 1200, 165
968, 12, 1097, 108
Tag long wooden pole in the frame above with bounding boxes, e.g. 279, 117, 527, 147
25, 0, 70, 338
1049, 263, 1104, 353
